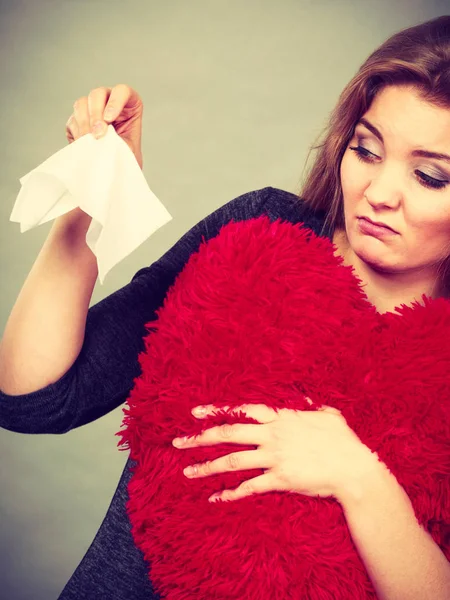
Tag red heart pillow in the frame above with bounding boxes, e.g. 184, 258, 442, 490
117, 216, 450, 600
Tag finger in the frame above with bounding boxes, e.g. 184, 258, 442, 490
72, 96, 90, 138
102, 82, 137, 123
209, 473, 275, 502
87, 86, 111, 132
196, 403, 277, 424
184, 449, 271, 479
181, 422, 266, 447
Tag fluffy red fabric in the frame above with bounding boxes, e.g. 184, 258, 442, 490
117, 216, 450, 600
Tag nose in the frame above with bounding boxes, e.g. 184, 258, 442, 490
364, 163, 402, 210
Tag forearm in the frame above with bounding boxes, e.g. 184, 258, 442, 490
0, 208, 98, 395
338, 458, 450, 600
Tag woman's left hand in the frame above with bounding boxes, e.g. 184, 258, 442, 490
172, 399, 380, 504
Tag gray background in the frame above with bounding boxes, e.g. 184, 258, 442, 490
1, 1, 448, 598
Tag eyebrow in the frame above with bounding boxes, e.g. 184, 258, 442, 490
356, 118, 450, 164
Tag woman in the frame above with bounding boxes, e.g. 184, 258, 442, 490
301, 15, 450, 315
0, 14, 449, 600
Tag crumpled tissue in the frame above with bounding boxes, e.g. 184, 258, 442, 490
10, 124, 172, 283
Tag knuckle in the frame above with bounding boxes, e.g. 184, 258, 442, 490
226, 453, 239, 470
115, 82, 129, 93
108, 83, 126, 104
89, 86, 107, 97
73, 96, 86, 111
271, 421, 283, 440
241, 481, 253, 495
203, 461, 213, 475
72, 96, 89, 128
88, 88, 103, 104
220, 423, 234, 439
107, 83, 132, 109
87, 88, 109, 125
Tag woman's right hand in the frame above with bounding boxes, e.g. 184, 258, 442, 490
65, 83, 144, 170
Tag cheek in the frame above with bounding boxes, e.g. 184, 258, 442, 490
407, 203, 450, 238
403, 210, 450, 263
340, 151, 367, 198
415, 217, 450, 253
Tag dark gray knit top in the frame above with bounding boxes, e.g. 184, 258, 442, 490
0, 186, 333, 599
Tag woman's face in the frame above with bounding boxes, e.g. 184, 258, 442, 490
339, 85, 450, 280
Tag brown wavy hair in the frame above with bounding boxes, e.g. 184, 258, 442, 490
296, 15, 450, 296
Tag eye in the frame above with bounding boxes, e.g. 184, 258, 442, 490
349, 145, 377, 163
417, 172, 448, 190
350, 145, 377, 161
349, 146, 448, 191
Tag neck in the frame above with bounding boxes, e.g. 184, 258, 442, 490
331, 229, 443, 315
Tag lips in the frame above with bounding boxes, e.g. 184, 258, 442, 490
360, 217, 397, 233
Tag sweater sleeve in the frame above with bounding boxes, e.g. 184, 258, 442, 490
0, 187, 273, 435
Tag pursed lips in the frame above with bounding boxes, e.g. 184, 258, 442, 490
359, 217, 398, 233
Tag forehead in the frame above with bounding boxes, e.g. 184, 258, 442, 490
361, 86, 450, 151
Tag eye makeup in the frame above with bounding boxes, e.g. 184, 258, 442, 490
349, 143, 449, 191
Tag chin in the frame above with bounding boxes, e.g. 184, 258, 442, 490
349, 233, 397, 273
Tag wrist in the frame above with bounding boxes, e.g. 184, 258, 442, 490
335, 448, 389, 508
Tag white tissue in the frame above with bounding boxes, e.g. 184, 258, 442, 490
10, 124, 172, 284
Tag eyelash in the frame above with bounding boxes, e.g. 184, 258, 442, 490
349, 146, 448, 191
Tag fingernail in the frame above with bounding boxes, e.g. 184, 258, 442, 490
173, 436, 188, 447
